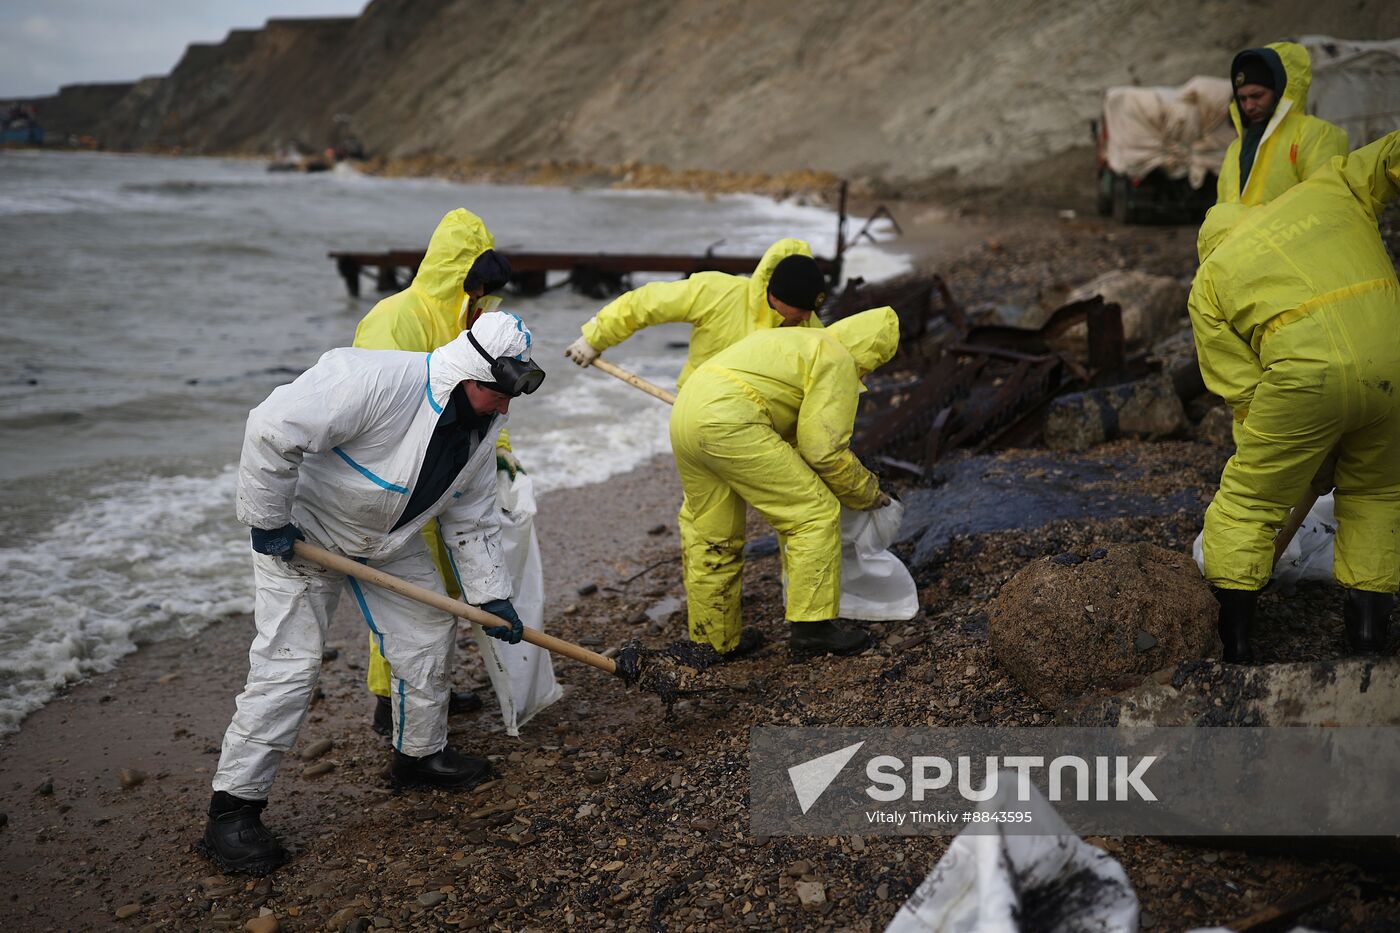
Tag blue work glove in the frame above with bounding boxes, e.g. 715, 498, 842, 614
480, 598, 523, 644
250, 523, 304, 561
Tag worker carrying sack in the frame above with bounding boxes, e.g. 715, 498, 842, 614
470, 468, 563, 736
781, 500, 919, 622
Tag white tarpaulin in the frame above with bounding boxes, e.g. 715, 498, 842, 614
470, 470, 563, 736
1102, 76, 1235, 188
782, 500, 919, 622
1300, 35, 1400, 147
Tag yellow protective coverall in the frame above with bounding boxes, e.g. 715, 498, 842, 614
1215, 41, 1349, 206
669, 307, 899, 652
1190, 130, 1400, 593
580, 238, 822, 389
353, 208, 511, 698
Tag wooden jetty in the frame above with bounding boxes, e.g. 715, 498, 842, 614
328, 183, 861, 299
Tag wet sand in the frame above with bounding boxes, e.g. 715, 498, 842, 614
0, 455, 683, 931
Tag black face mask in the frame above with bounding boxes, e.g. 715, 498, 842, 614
467, 330, 545, 397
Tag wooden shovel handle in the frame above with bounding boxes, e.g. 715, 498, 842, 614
590, 357, 677, 405
292, 540, 618, 676
1272, 489, 1321, 569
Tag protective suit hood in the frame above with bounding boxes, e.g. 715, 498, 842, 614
411, 209, 496, 329
1197, 203, 1253, 261
430, 311, 534, 403
824, 307, 900, 375
1229, 41, 1312, 136
748, 238, 815, 327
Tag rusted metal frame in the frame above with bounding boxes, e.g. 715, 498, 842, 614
937, 358, 1035, 452
855, 355, 985, 456
970, 361, 1076, 454
924, 406, 955, 464
931, 275, 968, 335
943, 356, 1065, 455
833, 179, 848, 282
948, 342, 1057, 364
1084, 299, 1126, 379
847, 204, 904, 249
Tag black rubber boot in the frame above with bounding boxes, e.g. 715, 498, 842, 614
389, 746, 493, 790
448, 689, 483, 714
790, 620, 871, 659
1214, 587, 1259, 664
1344, 589, 1392, 655
197, 792, 288, 876
718, 628, 766, 662
670, 628, 766, 670
372, 695, 393, 737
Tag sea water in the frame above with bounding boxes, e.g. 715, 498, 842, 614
0, 149, 905, 735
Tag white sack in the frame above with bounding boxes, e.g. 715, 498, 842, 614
1191, 494, 1336, 594
780, 499, 919, 622
886, 770, 1139, 933
838, 499, 919, 621
470, 470, 563, 736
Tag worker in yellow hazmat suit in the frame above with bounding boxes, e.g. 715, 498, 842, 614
1190, 129, 1400, 663
353, 208, 517, 732
669, 306, 900, 661
1215, 41, 1348, 207
563, 239, 826, 384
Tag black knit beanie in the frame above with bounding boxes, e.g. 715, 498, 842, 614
1231, 49, 1283, 94
464, 248, 512, 294
766, 255, 828, 311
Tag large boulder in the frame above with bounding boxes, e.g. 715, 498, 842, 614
1043, 372, 1188, 452
989, 542, 1219, 708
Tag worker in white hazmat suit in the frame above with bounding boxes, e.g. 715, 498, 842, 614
200, 311, 545, 876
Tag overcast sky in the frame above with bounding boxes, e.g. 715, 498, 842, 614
1, 0, 368, 98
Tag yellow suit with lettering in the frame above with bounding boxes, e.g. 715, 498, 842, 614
1190, 131, 1400, 593
1216, 41, 1349, 206
353, 208, 509, 698
669, 307, 899, 651
580, 238, 822, 389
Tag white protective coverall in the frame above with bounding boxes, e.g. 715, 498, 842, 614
213, 312, 531, 800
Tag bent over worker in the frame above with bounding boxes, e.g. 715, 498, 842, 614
354, 208, 518, 737
564, 238, 828, 383
1215, 41, 1348, 206
670, 307, 900, 661
202, 312, 545, 875
1190, 130, 1400, 663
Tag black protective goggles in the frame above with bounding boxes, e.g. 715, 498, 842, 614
467, 330, 545, 397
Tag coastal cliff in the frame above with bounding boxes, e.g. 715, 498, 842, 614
19, 0, 1400, 194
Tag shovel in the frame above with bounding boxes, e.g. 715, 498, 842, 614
589, 357, 677, 405
1271, 448, 1338, 570
292, 540, 641, 683
1272, 490, 1320, 569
